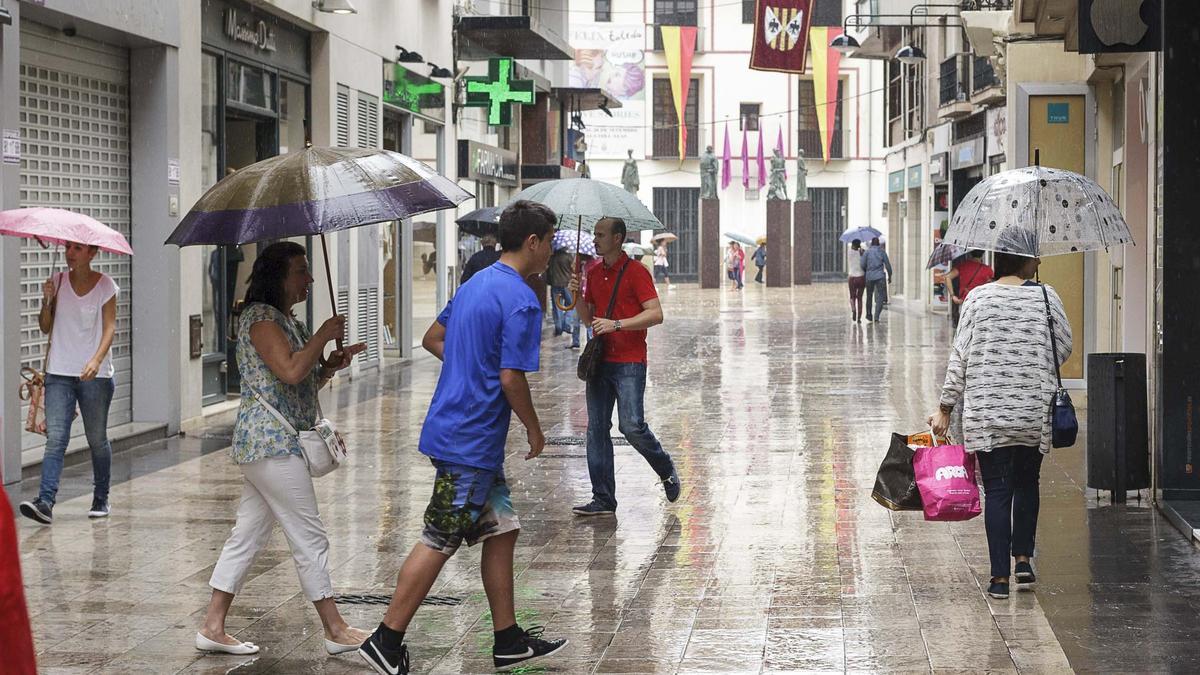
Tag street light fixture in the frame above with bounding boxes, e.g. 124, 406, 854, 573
396, 46, 424, 63
428, 62, 453, 78
312, 0, 357, 14
895, 44, 926, 64
829, 33, 860, 55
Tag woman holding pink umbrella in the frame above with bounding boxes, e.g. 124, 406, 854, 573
20, 241, 118, 524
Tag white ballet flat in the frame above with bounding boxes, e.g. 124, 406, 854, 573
325, 638, 364, 655
195, 631, 260, 655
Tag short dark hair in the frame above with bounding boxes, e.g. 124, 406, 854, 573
870, 237, 880, 246
244, 241, 307, 315
600, 217, 627, 245
970, 249, 985, 259
851, 239, 861, 249
498, 200, 556, 252
993, 252, 1036, 279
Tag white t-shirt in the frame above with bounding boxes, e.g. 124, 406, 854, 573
847, 248, 865, 277
46, 271, 119, 378
654, 246, 668, 267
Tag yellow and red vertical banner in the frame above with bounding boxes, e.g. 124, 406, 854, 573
661, 25, 698, 165
809, 26, 843, 163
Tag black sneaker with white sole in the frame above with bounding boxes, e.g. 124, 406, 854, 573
1015, 561, 1036, 585
492, 626, 568, 671
88, 498, 110, 519
357, 630, 410, 675
572, 501, 615, 516
19, 499, 53, 525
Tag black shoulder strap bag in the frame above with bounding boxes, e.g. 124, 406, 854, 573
1042, 283, 1078, 448
577, 260, 629, 382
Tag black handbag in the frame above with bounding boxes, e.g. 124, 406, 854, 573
872, 432, 927, 511
577, 260, 629, 382
1042, 283, 1078, 448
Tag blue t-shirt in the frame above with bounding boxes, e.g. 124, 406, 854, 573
419, 261, 542, 471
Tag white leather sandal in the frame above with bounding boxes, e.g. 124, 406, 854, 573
324, 638, 364, 655
195, 631, 260, 655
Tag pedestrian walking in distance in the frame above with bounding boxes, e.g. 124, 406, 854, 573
569, 217, 681, 517
653, 242, 673, 287
753, 242, 767, 284
21, 241, 119, 525
547, 245, 581, 348
928, 252, 1072, 601
846, 239, 866, 323
198, 242, 369, 656
862, 237, 892, 322
359, 201, 568, 675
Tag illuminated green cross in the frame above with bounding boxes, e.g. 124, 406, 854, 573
464, 57, 535, 127
385, 66, 444, 114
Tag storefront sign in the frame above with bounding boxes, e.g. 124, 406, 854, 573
224, 8, 276, 52
951, 138, 985, 170
929, 153, 949, 183
1078, 0, 1161, 54
458, 140, 519, 187
986, 106, 1007, 157
2, 129, 19, 165
907, 165, 922, 189
464, 58, 535, 127
1047, 102, 1070, 124
888, 170, 904, 193
383, 65, 445, 123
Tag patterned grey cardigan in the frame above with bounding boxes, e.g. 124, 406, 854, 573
939, 282, 1073, 454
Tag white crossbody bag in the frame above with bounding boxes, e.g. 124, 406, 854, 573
248, 386, 347, 478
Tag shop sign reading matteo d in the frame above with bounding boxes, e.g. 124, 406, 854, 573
464, 58, 535, 127
224, 8, 276, 52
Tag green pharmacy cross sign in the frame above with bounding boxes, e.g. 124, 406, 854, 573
464, 58, 535, 127
384, 65, 445, 116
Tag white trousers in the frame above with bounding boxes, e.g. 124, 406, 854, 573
209, 454, 334, 602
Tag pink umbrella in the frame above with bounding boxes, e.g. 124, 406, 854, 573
0, 207, 133, 255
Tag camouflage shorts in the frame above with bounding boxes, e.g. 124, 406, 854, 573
421, 460, 519, 556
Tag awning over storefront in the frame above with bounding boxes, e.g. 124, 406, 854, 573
551, 87, 623, 112
456, 14, 573, 61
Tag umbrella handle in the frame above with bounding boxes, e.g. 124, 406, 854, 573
318, 233, 344, 370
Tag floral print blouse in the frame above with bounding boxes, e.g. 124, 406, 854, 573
230, 303, 319, 464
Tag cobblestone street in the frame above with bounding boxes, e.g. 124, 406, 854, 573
14, 284, 1200, 673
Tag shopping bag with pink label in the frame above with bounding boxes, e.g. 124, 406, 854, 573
913, 441, 981, 521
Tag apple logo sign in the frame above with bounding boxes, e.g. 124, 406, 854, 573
1090, 0, 1149, 46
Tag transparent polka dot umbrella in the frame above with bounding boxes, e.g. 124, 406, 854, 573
943, 165, 1133, 257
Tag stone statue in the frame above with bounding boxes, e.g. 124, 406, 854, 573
620, 149, 639, 194
699, 145, 719, 200
767, 148, 788, 201
794, 149, 809, 202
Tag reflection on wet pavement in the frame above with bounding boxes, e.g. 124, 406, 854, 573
15, 284, 1200, 673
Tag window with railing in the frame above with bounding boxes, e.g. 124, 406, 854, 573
740, 103, 760, 131
939, 54, 969, 106
652, 76, 699, 158
798, 78, 844, 159
971, 55, 999, 92
653, 0, 698, 49
886, 58, 902, 145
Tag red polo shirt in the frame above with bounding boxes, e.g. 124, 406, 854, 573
584, 253, 658, 363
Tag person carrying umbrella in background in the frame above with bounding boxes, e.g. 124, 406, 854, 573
752, 239, 767, 284
862, 237, 893, 322
18, 240, 119, 524
652, 232, 676, 289
547, 241, 581, 349
847, 239, 866, 323
461, 233, 500, 284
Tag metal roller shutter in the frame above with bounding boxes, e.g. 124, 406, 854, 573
18, 22, 132, 449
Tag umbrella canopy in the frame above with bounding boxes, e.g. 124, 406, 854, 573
926, 241, 968, 269
724, 231, 756, 246
839, 226, 883, 244
165, 146, 472, 246
456, 206, 500, 238
623, 243, 654, 257
944, 165, 1133, 257
651, 232, 678, 244
756, 236, 767, 246
506, 179, 663, 232
552, 229, 597, 257
0, 208, 133, 255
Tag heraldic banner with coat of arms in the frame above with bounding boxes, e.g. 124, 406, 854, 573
749, 0, 814, 74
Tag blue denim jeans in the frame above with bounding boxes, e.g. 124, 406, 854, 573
551, 286, 580, 346
38, 374, 114, 505
585, 362, 674, 509
977, 445, 1044, 579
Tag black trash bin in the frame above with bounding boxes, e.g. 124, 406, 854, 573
1086, 353, 1150, 502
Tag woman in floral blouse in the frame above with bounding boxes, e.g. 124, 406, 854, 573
196, 242, 368, 656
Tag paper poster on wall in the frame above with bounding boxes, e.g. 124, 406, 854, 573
570, 24, 646, 159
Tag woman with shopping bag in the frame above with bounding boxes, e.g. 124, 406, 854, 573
928, 252, 1072, 600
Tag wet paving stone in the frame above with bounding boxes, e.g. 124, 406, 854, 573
14, 284, 1200, 672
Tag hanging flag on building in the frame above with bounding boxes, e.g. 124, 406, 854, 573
775, 125, 788, 178
750, 0, 814, 74
721, 124, 733, 190
809, 26, 843, 162
661, 26, 698, 165
756, 129, 767, 189
742, 127, 750, 188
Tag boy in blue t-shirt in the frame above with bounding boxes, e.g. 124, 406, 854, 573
360, 201, 568, 675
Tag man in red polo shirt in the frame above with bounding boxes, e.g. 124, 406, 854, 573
567, 217, 680, 516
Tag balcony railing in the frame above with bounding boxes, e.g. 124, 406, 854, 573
971, 55, 1000, 93
798, 128, 843, 160
939, 54, 970, 107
